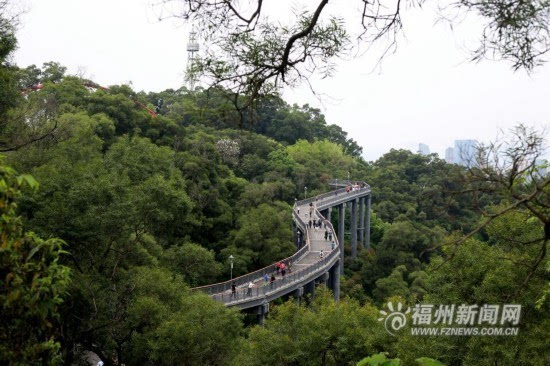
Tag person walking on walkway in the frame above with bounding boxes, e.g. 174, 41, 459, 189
247, 281, 254, 296
331, 241, 336, 250
317, 218, 322, 228
308, 219, 313, 228
270, 274, 276, 289
324, 229, 329, 241
328, 231, 333, 241
319, 250, 324, 259
263, 273, 269, 282
231, 282, 236, 298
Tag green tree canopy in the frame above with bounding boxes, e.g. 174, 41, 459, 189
0, 160, 71, 365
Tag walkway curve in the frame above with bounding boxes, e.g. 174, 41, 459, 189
193, 182, 371, 310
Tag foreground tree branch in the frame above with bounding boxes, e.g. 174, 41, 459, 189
155, 0, 550, 112
427, 125, 549, 291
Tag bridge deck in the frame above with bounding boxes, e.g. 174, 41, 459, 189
193, 183, 371, 309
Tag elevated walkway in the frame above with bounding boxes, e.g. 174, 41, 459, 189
193, 182, 371, 319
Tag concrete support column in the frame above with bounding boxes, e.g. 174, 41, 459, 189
338, 203, 345, 274
358, 197, 365, 247
326, 207, 332, 222
320, 272, 329, 286
330, 261, 340, 301
305, 280, 316, 300
293, 287, 304, 305
351, 198, 358, 258
257, 302, 269, 326
365, 194, 371, 249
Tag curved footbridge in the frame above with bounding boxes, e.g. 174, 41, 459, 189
193, 181, 371, 323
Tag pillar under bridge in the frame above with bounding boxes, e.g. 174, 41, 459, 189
350, 198, 357, 258
365, 194, 371, 249
338, 203, 345, 275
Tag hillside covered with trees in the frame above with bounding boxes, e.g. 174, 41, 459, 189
1, 4, 549, 365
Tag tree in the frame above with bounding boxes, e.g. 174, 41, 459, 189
73, 266, 243, 366
431, 125, 550, 290
162, 242, 222, 286
227, 202, 294, 272
158, 0, 550, 111
0, 159, 71, 365
368, 149, 478, 231
40, 62, 66, 84
285, 139, 358, 195
361, 221, 444, 299
0, 3, 76, 153
236, 288, 388, 366
145, 290, 242, 366
395, 229, 550, 365
357, 353, 444, 366
0, 0, 20, 129
373, 265, 410, 303
17, 64, 42, 89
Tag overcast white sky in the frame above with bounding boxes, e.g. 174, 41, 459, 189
14, 0, 550, 161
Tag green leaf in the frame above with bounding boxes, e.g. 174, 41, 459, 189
357, 353, 401, 366
416, 358, 445, 366
26, 243, 43, 261
21, 174, 39, 189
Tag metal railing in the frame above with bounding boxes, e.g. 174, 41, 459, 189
293, 202, 307, 231
193, 241, 310, 295
328, 179, 370, 188
315, 186, 370, 210
212, 244, 340, 305
296, 181, 370, 208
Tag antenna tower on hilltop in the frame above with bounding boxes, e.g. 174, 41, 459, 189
186, 29, 200, 92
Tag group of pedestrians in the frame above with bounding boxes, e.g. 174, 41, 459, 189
231, 262, 292, 299
231, 279, 264, 298
346, 183, 364, 193
308, 217, 324, 230
263, 272, 278, 289
275, 261, 289, 277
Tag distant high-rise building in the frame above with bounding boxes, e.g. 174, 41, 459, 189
453, 140, 478, 167
418, 143, 430, 156
445, 147, 454, 164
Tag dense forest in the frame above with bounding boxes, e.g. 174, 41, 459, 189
1, 9, 550, 366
